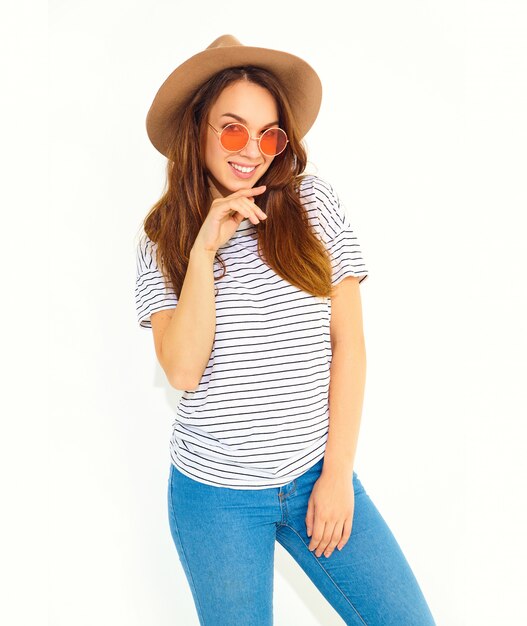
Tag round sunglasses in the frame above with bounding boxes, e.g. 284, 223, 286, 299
207, 122, 289, 157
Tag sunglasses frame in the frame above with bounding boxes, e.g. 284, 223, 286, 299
207, 121, 289, 157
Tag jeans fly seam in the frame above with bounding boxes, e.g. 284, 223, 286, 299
168, 469, 208, 625
281, 523, 369, 626
278, 490, 288, 525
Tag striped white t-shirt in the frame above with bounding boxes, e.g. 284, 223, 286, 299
135, 174, 369, 489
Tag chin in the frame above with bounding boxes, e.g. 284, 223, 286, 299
221, 176, 252, 192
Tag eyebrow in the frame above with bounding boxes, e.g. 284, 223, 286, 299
220, 113, 279, 128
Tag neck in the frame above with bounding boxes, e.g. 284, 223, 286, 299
206, 174, 227, 200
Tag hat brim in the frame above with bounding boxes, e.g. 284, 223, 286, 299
145, 43, 322, 158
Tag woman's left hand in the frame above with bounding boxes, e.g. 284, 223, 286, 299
305, 470, 355, 558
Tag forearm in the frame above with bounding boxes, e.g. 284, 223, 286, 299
322, 342, 367, 476
162, 245, 217, 390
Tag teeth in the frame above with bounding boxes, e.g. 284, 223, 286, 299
231, 163, 256, 173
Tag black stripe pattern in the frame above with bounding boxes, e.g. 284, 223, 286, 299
135, 175, 369, 488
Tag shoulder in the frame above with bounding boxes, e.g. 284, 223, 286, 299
136, 232, 160, 275
134, 231, 177, 328
296, 174, 347, 243
296, 173, 339, 196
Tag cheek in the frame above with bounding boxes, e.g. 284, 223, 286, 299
204, 141, 221, 171
263, 156, 275, 171
211, 142, 226, 163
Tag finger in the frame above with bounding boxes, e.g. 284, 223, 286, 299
242, 197, 267, 221
337, 517, 353, 551
323, 520, 345, 558
308, 518, 327, 553
230, 197, 265, 224
232, 185, 266, 198
223, 199, 261, 224
314, 521, 337, 557
305, 498, 315, 538
219, 195, 267, 224
248, 184, 266, 195
228, 210, 245, 224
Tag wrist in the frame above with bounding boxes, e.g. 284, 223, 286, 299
190, 244, 217, 261
321, 454, 355, 476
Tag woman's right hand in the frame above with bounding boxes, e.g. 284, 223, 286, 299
192, 185, 268, 253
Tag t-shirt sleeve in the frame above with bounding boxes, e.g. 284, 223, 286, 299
313, 177, 369, 285
135, 234, 178, 329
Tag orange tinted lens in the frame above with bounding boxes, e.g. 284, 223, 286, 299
260, 128, 287, 155
220, 124, 249, 151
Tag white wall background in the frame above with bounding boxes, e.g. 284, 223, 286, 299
20, 0, 525, 624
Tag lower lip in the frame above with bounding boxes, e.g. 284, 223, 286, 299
229, 162, 257, 179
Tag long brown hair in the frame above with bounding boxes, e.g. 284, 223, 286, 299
139, 65, 336, 299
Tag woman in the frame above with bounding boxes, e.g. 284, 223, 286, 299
135, 34, 436, 626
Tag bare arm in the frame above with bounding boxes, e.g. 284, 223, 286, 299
150, 184, 268, 391
322, 276, 367, 476
151, 245, 216, 391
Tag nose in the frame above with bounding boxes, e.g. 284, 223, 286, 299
239, 135, 264, 160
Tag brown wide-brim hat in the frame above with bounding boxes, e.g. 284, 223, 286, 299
145, 34, 323, 158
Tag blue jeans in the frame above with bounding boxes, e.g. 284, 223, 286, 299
167, 458, 436, 625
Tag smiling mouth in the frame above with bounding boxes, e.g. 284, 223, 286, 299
228, 162, 258, 173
